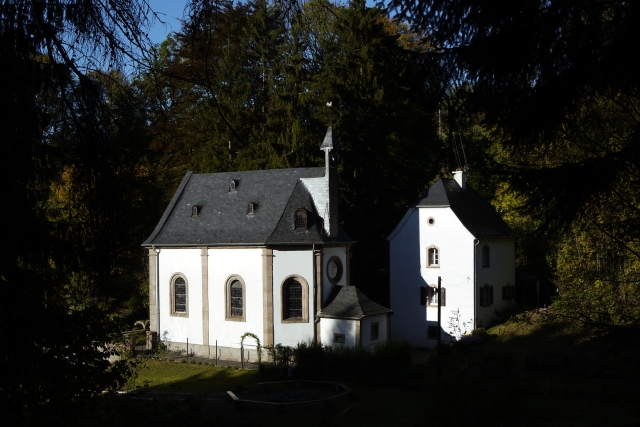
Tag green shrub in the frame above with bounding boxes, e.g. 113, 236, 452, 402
291, 339, 412, 379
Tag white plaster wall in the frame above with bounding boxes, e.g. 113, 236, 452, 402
361, 314, 388, 349
322, 246, 347, 305
389, 209, 428, 346
158, 248, 203, 345
389, 207, 477, 348
320, 318, 356, 348
475, 239, 516, 327
272, 249, 315, 346
208, 248, 264, 349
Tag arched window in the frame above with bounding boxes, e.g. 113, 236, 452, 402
225, 276, 245, 321
229, 180, 236, 191
230, 281, 243, 316
282, 276, 309, 323
482, 245, 490, 268
427, 246, 440, 267
191, 206, 198, 217
286, 281, 302, 318
294, 209, 307, 231
247, 203, 255, 215
170, 275, 188, 317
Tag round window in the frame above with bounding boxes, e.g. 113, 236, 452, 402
428, 217, 435, 226
326, 256, 343, 284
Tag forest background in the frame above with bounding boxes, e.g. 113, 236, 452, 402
2, 0, 640, 419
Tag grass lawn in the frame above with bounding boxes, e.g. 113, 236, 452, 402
126, 361, 425, 426
129, 361, 279, 394
115, 309, 640, 427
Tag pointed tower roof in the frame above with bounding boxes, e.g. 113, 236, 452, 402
320, 126, 340, 151
318, 286, 392, 320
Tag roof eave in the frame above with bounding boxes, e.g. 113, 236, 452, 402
141, 240, 357, 248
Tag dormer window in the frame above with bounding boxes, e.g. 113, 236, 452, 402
191, 206, 198, 217
229, 180, 236, 191
247, 203, 255, 215
295, 209, 307, 231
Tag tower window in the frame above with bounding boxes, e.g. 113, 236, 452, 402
427, 286, 446, 306
482, 245, 490, 268
427, 246, 440, 267
480, 283, 494, 307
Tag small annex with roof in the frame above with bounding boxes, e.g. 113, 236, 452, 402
388, 171, 515, 348
318, 286, 393, 348
143, 128, 391, 361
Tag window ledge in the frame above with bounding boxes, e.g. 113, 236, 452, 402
225, 316, 245, 322
282, 318, 308, 324
170, 312, 189, 318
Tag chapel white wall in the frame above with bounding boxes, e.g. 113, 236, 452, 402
158, 248, 203, 345
207, 248, 264, 349
272, 248, 315, 347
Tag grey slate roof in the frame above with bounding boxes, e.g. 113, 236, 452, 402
415, 179, 513, 239
143, 168, 354, 246
318, 286, 392, 320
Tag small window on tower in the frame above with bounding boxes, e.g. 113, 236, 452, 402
482, 245, 490, 268
427, 246, 440, 267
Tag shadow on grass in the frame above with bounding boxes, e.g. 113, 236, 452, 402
418, 312, 640, 427
132, 361, 283, 394
26, 313, 640, 427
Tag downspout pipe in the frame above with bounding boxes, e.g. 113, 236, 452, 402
473, 239, 479, 328
153, 245, 161, 340
312, 244, 318, 344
